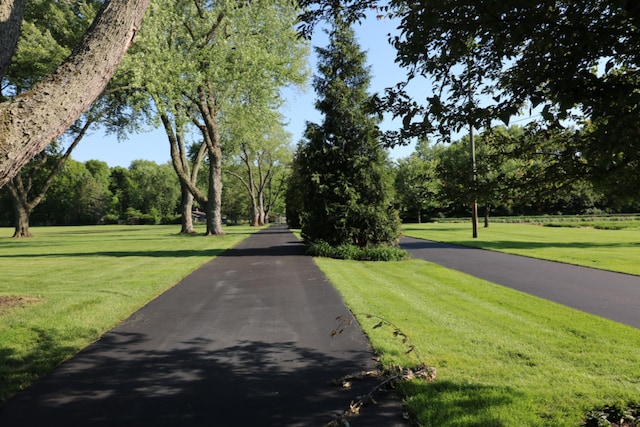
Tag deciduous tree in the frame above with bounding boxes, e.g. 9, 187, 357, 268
125, 0, 306, 234
394, 140, 442, 223
2, 0, 101, 237
224, 109, 293, 226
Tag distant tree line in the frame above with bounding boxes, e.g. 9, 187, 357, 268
394, 126, 640, 225
0, 157, 287, 230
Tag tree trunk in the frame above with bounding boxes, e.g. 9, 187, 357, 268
205, 148, 225, 235
160, 107, 209, 234
258, 191, 266, 225
0, 0, 27, 84
180, 183, 195, 234
0, 0, 150, 188
12, 201, 32, 238
261, 171, 285, 226
484, 204, 491, 228
5, 179, 33, 237
195, 84, 224, 236
252, 204, 261, 227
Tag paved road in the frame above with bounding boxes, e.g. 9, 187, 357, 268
401, 237, 640, 329
0, 225, 405, 427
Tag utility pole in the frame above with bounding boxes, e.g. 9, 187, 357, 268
468, 59, 478, 238
469, 120, 478, 238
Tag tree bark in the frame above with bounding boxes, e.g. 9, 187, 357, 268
0, 0, 27, 85
159, 107, 207, 234
180, 183, 195, 234
195, 84, 224, 236
484, 204, 491, 228
206, 147, 225, 235
11, 199, 32, 238
0, 0, 150, 188
6, 176, 33, 237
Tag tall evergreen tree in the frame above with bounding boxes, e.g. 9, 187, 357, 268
294, 12, 401, 247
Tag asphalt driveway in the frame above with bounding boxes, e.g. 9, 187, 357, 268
0, 225, 405, 427
401, 236, 640, 329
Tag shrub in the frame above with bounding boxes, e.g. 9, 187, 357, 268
101, 214, 120, 225
138, 214, 157, 225
306, 240, 410, 261
161, 214, 182, 225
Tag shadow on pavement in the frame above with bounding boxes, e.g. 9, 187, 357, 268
1, 325, 400, 427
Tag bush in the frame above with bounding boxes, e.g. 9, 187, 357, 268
306, 240, 410, 261
161, 214, 182, 225
101, 214, 120, 225
138, 214, 157, 225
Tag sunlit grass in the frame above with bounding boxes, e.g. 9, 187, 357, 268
316, 257, 640, 426
402, 221, 640, 275
0, 224, 258, 400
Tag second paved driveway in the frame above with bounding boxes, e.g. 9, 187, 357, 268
401, 237, 640, 329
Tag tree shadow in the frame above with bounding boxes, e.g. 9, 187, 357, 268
402, 237, 637, 251
454, 240, 636, 251
0, 329, 401, 427
400, 240, 479, 251
402, 379, 522, 427
0, 249, 228, 259
220, 243, 306, 258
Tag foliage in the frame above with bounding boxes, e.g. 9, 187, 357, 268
298, 0, 640, 204
306, 240, 409, 261
394, 140, 442, 223
436, 126, 528, 223
285, 144, 306, 229
293, 12, 401, 247
222, 113, 295, 226
395, 125, 617, 220
5, 0, 100, 94
126, 160, 180, 218
122, 0, 308, 235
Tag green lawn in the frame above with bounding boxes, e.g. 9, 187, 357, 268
2, 222, 639, 426
402, 221, 640, 276
0, 224, 259, 401
318, 257, 640, 426
313, 221, 640, 425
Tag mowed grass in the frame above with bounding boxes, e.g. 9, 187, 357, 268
0, 224, 258, 401
317, 257, 640, 426
402, 221, 640, 276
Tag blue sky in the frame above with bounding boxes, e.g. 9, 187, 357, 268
72, 14, 422, 168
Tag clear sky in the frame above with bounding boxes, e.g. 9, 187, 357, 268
72, 14, 421, 168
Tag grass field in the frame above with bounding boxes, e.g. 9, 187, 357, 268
0, 224, 259, 401
313, 221, 640, 425
318, 257, 640, 426
402, 221, 640, 276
